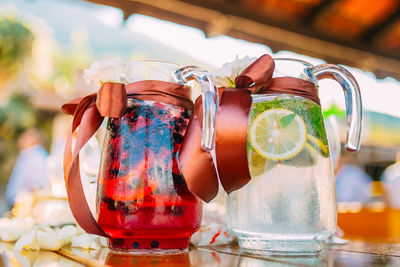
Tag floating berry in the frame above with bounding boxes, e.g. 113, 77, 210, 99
173, 132, 183, 144
183, 109, 191, 119
129, 113, 139, 123
151, 241, 159, 248
172, 173, 185, 186
109, 168, 119, 177
132, 242, 140, 249
170, 205, 184, 216
103, 197, 117, 211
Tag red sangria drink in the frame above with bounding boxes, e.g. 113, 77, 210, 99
96, 99, 202, 254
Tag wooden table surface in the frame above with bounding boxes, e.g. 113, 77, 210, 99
2, 240, 400, 266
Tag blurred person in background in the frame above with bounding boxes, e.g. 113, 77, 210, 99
5, 128, 48, 209
381, 151, 400, 209
335, 152, 373, 203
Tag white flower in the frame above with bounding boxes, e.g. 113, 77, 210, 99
14, 226, 64, 251
0, 217, 33, 242
83, 57, 124, 86
56, 225, 77, 244
213, 55, 257, 88
36, 227, 64, 251
14, 229, 39, 251
70, 233, 107, 250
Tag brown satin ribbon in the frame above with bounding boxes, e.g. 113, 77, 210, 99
62, 80, 196, 237
189, 55, 321, 200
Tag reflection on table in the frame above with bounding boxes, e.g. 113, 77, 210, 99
3, 240, 400, 266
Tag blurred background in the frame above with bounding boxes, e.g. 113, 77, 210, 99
1, 0, 400, 241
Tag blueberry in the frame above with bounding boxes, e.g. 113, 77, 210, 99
126, 106, 135, 114
132, 242, 140, 249
129, 113, 139, 123
174, 125, 181, 132
104, 198, 117, 211
108, 122, 120, 137
109, 168, 119, 177
183, 109, 191, 119
173, 132, 183, 144
172, 173, 185, 185
170, 206, 184, 216
151, 241, 159, 248
144, 108, 155, 119
103, 196, 114, 204
108, 145, 115, 158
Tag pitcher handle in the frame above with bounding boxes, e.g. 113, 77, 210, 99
310, 64, 363, 152
174, 66, 219, 151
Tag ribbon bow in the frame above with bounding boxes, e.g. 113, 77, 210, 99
181, 55, 319, 202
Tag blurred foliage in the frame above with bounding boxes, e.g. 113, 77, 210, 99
323, 103, 346, 118
0, 93, 36, 140
0, 93, 55, 192
0, 16, 33, 83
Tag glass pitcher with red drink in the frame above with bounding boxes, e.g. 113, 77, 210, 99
63, 60, 218, 255
96, 61, 218, 254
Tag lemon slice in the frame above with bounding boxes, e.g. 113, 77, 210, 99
307, 134, 329, 157
249, 108, 307, 161
248, 150, 277, 177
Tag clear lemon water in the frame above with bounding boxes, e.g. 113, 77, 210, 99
226, 94, 337, 255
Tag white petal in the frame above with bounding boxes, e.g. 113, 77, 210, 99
0, 218, 33, 242
212, 55, 258, 88
71, 234, 98, 250
14, 230, 39, 251
1, 230, 24, 242
56, 225, 77, 244
83, 57, 124, 85
36, 229, 64, 251
37, 226, 57, 235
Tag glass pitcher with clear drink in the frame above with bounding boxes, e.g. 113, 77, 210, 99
226, 58, 362, 255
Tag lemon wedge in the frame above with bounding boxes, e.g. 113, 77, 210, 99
249, 108, 307, 161
248, 149, 277, 177
307, 134, 329, 157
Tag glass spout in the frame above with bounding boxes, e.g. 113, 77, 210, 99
310, 64, 363, 152
174, 66, 219, 151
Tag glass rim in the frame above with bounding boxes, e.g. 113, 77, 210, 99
273, 57, 314, 68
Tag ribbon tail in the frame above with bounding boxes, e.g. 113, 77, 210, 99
62, 93, 96, 115
215, 88, 253, 193
64, 101, 108, 237
180, 98, 219, 203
